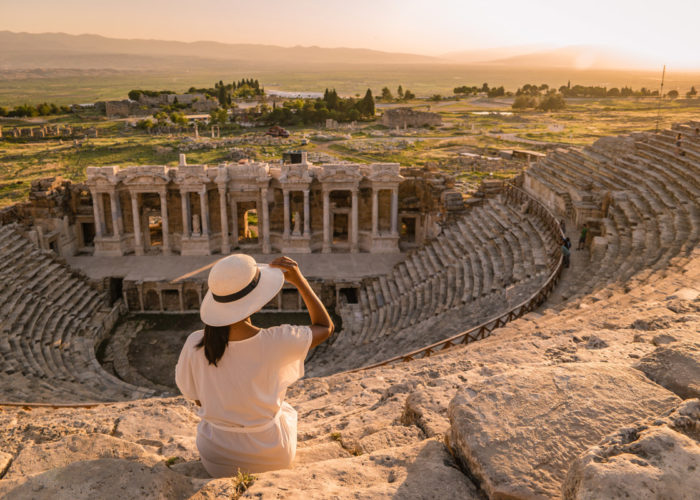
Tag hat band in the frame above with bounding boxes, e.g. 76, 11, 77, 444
212, 268, 261, 303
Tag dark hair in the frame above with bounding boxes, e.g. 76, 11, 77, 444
196, 324, 230, 366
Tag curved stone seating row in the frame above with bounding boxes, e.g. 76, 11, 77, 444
524, 123, 700, 302
308, 194, 558, 376
0, 224, 154, 403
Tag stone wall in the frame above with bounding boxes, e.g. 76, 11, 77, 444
381, 108, 442, 128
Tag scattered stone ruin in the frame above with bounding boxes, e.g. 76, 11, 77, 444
0, 122, 698, 498
381, 107, 442, 128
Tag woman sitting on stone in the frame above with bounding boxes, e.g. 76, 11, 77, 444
175, 254, 334, 477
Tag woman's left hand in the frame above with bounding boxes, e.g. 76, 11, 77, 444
269, 256, 304, 285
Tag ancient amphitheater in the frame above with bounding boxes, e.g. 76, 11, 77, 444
0, 122, 698, 499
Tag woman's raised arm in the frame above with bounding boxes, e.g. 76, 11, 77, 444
269, 256, 334, 349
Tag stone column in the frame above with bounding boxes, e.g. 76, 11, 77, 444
303, 189, 310, 237
131, 192, 143, 255
351, 188, 359, 253
230, 198, 238, 247
160, 190, 171, 255
199, 188, 209, 235
261, 187, 270, 253
219, 188, 230, 254
180, 190, 190, 237
91, 191, 104, 238
391, 187, 399, 235
322, 189, 331, 253
109, 191, 121, 237
283, 189, 290, 238
371, 188, 379, 236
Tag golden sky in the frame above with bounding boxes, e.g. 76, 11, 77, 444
3, 0, 699, 68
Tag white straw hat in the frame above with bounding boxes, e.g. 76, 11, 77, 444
200, 254, 284, 326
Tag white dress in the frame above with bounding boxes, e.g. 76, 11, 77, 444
175, 324, 312, 477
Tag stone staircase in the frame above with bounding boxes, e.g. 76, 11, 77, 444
524, 122, 700, 305
308, 194, 559, 376
0, 224, 155, 403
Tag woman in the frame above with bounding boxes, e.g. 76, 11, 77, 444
175, 254, 334, 477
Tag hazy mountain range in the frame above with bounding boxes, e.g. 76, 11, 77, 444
0, 31, 663, 72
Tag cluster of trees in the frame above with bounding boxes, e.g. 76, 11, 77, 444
136, 111, 188, 130
259, 88, 375, 126
0, 103, 72, 117
512, 92, 566, 111
379, 85, 415, 101
454, 83, 505, 97
127, 89, 174, 101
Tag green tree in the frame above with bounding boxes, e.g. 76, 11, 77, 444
381, 87, 393, 101
667, 90, 679, 99
403, 89, 415, 100
537, 93, 566, 111
397, 85, 404, 100
210, 108, 228, 125
512, 95, 537, 109
170, 112, 188, 126
136, 118, 155, 130
686, 86, 697, 98
430, 94, 442, 102
360, 89, 375, 116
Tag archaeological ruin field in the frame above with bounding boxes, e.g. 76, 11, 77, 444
0, 70, 699, 498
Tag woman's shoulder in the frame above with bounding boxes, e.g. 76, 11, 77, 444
261, 324, 311, 342
184, 329, 204, 347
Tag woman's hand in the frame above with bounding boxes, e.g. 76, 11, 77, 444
269, 256, 304, 286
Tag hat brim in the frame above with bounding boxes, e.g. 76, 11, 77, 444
200, 264, 285, 327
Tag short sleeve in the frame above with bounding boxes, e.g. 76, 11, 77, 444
175, 333, 199, 401
267, 324, 312, 386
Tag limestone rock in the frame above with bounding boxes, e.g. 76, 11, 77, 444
241, 439, 480, 499
0, 451, 12, 478
635, 342, 700, 399
5, 433, 160, 479
562, 399, 700, 500
0, 459, 196, 500
448, 362, 680, 499
295, 441, 350, 464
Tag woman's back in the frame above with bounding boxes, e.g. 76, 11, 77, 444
176, 325, 311, 428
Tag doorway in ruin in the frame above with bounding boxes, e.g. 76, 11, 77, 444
144, 290, 160, 311
162, 290, 180, 311
237, 202, 259, 245
148, 215, 163, 248
333, 213, 349, 243
81, 222, 95, 247
400, 216, 417, 243
184, 289, 200, 310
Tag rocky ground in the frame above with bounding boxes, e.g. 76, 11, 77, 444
0, 249, 698, 498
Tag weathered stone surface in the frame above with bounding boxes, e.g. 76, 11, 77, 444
0, 451, 12, 479
5, 433, 160, 479
0, 459, 196, 500
448, 363, 681, 499
241, 440, 480, 499
635, 342, 700, 399
563, 399, 700, 500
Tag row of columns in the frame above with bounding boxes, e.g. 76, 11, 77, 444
93, 184, 399, 255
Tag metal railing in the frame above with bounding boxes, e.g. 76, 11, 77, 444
340, 182, 564, 374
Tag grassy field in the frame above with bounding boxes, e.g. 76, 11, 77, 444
1, 94, 698, 207
2, 65, 699, 106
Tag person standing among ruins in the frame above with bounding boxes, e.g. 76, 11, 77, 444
577, 224, 588, 251
561, 240, 571, 268
175, 254, 334, 477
